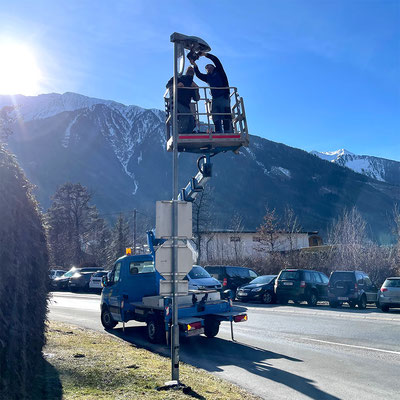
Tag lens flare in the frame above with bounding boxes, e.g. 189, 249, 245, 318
0, 40, 43, 95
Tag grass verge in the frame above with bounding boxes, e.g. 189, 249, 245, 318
42, 321, 260, 400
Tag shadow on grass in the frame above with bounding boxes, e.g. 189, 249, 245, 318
31, 355, 62, 400
109, 325, 340, 400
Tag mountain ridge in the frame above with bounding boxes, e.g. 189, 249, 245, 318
1, 92, 398, 242
311, 149, 400, 186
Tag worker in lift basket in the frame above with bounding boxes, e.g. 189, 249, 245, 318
190, 52, 233, 133
166, 66, 200, 134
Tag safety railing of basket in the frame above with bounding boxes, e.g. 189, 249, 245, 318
164, 86, 248, 141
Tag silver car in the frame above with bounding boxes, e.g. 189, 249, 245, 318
378, 277, 400, 312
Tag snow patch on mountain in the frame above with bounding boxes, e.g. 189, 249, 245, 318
0, 92, 146, 123
271, 166, 291, 178
310, 149, 354, 162
62, 113, 80, 148
311, 149, 391, 183
256, 161, 268, 175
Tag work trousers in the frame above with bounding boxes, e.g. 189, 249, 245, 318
211, 96, 232, 133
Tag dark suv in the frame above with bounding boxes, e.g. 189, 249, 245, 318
274, 269, 329, 306
204, 265, 258, 297
328, 271, 378, 309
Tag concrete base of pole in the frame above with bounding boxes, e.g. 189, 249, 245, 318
157, 380, 188, 391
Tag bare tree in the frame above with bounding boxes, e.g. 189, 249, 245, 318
392, 204, 400, 272
86, 218, 112, 267
256, 206, 282, 254
283, 206, 302, 267
192, 186, 214, 264
47, 182, 99, 266
230, 212, 245, 264
328, 207, 368, 268
110, 213, 132, 261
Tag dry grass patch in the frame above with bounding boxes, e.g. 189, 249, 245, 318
44, 321, 260, 400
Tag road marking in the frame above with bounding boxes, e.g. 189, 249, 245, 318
305, 338, 400, 355
245, 306, 400, 322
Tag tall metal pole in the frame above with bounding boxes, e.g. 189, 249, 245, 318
171, 41, 180, 382
133, 209, 137, 254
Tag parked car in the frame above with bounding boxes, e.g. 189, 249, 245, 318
69, 270, 102, 292
89, 271, 108, 291
185, 265, 222, 291
49, 269, 65, 280
275, 269, 329, 306
378, 277, 400, 312
52, 268, 79, 290
52, 266, 102, 290
204, 265, 258, 297
236, 275, 277, 304
328, 271, 378, 309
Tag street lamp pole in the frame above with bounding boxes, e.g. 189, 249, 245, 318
171, 40, 180, 382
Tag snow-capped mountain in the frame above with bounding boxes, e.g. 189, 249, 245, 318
1, 92, 398, 240
311, 149, 400, 186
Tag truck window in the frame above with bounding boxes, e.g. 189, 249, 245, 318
129, 261, 155, 274
113, 263, 121, 283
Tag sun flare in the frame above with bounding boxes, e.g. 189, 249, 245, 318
0, 40, 43, 95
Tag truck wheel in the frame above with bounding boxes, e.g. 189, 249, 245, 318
101, 308, 117, 330
204, 318, 220, 338
146, 315, 165, 344
307, 292, 318, 307
358, 295, 367, 310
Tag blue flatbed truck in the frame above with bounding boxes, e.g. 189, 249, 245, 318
100, 252, 247, 343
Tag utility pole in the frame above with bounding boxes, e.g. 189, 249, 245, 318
171, 37, 180, 383
133, 209, 137, 254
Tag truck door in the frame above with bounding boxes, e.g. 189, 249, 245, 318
108, 262, 122, 321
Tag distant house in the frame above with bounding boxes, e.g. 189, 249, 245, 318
195, 230, 322, 264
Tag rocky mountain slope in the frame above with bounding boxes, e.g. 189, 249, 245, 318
1, 92, 398, 242
311, 149, 400, 186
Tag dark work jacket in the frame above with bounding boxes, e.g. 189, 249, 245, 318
166, 75, 199, 107
194, 53, 229, 98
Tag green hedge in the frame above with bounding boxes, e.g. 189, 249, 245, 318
0, 147, 49, 400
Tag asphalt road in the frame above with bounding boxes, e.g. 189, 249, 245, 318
48, 292, 400, 400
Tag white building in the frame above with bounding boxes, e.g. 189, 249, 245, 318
195, 230, 321, 264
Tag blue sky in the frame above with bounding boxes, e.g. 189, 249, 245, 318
1, 0, 399, 160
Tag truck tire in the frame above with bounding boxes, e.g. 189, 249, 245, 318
146, 315, 165, 344
101, 307, 117, 330
204, 318, 220, 338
